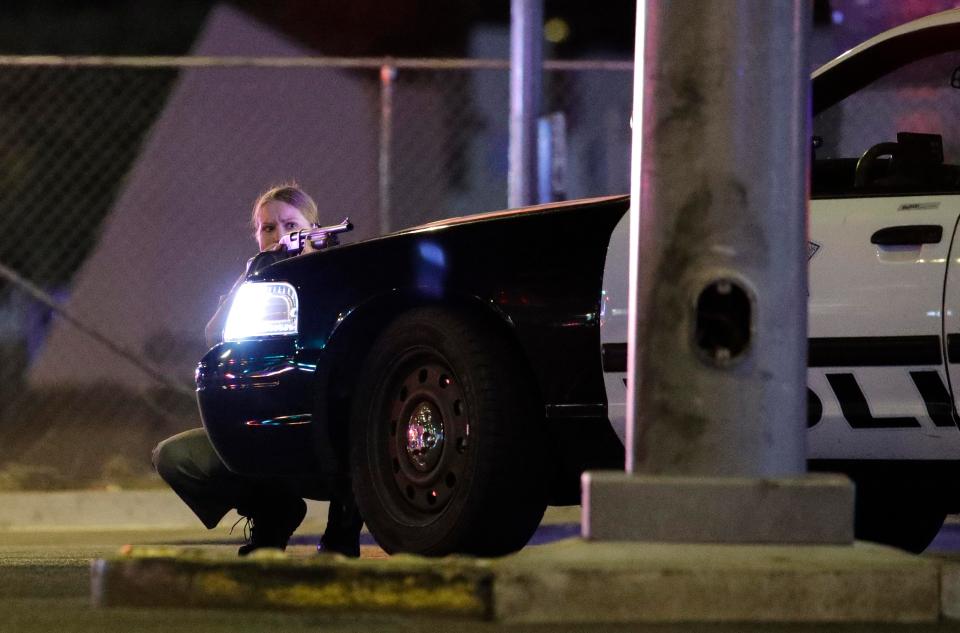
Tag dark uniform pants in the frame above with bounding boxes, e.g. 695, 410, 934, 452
152, 428, 361, 539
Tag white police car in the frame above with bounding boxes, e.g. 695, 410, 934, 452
601, 9, 960, 552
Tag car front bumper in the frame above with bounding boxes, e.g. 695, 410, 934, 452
196, 338, 322, 476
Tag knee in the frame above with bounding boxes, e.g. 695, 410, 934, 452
152, 436, 181, 482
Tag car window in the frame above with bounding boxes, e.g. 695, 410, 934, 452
813, 51, 960, 198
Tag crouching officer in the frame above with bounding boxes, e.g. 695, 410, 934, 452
152, 184, 362, 556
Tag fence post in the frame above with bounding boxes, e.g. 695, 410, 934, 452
537, 112, 566, 203
508, 0, 543, 208
378, 63, 396, 235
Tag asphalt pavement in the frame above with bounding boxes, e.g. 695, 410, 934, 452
5, 490, 960, 629
1, 524, 959, 633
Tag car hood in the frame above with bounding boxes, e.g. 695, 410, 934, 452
272, 195, 629, 271
390, 194, 628, 236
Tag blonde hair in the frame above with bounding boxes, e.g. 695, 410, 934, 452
251, 183, 319, 228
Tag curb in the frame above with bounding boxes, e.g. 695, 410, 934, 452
92, 547, 494, 618
92, 539, 944, 623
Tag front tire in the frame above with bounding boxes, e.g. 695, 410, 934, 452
351, 307, 547, 556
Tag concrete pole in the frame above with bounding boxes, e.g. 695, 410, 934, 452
508, 0, 542, 208
631, 0, 810, 477
582, 0, 853, 544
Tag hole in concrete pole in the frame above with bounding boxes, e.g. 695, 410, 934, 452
695, 278, 751, 366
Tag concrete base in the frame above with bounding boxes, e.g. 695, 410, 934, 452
937, 558, 960, 620
91, 538, 942, 623
582, 471, 854, 544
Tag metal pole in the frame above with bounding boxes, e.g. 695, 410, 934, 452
583, 0, 853, 544
378, 63, 396, 235
508, 0, 542, 208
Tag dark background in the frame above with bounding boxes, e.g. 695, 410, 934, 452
0, 0, 636, 58
0, 0, 955, 61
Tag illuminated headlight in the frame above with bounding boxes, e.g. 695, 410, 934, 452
223, 282, 299, 341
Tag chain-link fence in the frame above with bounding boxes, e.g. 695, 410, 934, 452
0, 56, 632, 490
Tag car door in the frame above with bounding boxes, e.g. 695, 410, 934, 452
807, 195, 959, 459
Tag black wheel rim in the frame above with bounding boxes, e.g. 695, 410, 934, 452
374, 351, 471, 521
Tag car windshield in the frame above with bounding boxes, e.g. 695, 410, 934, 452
813, 50, 960, 198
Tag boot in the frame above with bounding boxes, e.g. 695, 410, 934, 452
237, 498, 307, 556
317, 496, 362, 558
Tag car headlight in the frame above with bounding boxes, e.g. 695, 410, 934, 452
223, 282, 299, 341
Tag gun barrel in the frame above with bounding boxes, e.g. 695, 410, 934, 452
305, 217, 353, 241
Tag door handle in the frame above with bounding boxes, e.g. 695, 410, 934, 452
870, 225, 943, 246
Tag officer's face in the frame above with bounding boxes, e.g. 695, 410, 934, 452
254, 201, 312, 252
